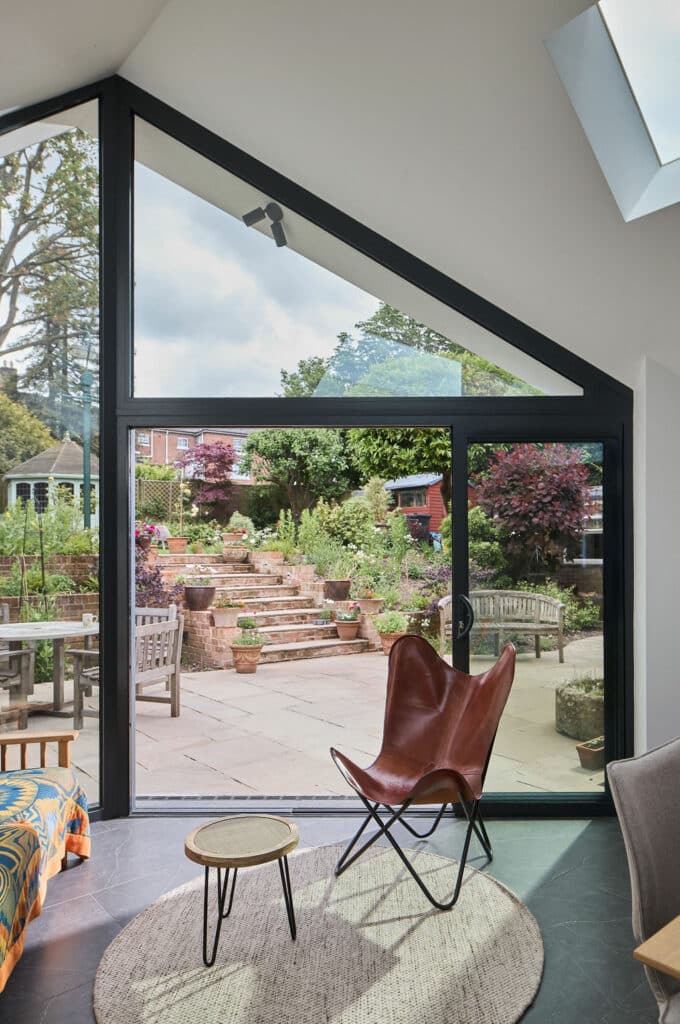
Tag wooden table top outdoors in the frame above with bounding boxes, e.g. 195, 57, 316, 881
0, 620, 99, 642
635, 916, 680, 979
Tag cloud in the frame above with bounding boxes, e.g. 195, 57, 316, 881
133, 168, 378, 396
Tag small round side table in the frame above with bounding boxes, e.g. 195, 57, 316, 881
184, 814, 299, 967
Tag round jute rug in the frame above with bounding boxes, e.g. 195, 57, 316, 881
94, 843, 543, 1024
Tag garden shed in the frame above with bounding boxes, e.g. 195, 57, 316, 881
4, 436, 99, 517
384, 474, 446, 532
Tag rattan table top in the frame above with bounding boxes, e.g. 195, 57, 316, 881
184, 814, 299, 868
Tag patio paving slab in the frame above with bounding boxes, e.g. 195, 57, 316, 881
0, 633, 605, 803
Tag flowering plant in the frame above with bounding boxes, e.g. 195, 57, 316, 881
336, 602, 361, 622
135, 522, 159, 541
214, 597, 245, 609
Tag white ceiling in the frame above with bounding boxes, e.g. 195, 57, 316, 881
4, 0, 680, 390
0, 1, 167, 114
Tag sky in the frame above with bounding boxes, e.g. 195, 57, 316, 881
599, 0, 680, 164
133, 165, 380, 397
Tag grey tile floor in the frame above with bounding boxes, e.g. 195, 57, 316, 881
0, 816, 658, 1023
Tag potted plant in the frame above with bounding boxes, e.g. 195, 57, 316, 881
374, 610, 409, 656
182, 574, 216, 611
313, 607, 333, 626
231, 625, 266, 673
355, 586, 384, 614
223, 539, 249, 562
212, 597, 246, 627
335, 602, 361, 640
135, 522, 158, 551
323, 556, 354, 602
576, 735, 605, 771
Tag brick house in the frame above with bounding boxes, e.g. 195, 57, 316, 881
134, 428, 254, 485
384, 474, 447, 532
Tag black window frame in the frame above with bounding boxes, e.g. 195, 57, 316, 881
0, 75, 633, 820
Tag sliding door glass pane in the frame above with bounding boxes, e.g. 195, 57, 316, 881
468, 442, 604, 794
0, 101, 100, 805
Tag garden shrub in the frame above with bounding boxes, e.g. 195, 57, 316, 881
0, 566, 78, 596
136, 496, 170, 522
0, 496, 96, 558
314, 497, 374, 549
363, 477, 393, 523
184, 519, 222, 548
515, 578, 600, 632
227, 511, 255, 535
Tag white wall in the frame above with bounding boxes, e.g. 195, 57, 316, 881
638, 359, 680, 749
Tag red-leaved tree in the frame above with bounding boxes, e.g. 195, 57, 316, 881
474, 444, 593, 577
177, 442, 236, 518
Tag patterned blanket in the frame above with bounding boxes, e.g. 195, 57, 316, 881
0, 767, 90, 992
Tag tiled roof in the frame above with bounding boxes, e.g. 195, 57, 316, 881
384, 473, 442, 490
5, 439, 99, 478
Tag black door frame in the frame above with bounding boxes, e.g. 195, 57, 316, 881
0, 76, 633, 819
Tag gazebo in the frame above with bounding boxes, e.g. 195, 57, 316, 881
4, 435, 99, 517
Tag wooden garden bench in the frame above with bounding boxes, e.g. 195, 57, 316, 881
438, 590, 565, 662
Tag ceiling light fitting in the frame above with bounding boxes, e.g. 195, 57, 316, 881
242, 201, 288, 247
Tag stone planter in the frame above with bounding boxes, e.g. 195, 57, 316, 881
212, 606, 244, 628
223, 545, 249, 562
184, 585, 216, 611
576, 736, 605, 771
230, 644, 263, 674
555, 682, 604, 740
378, 631, 407, 656
167, 536, 188, 554
357, 597, 383, 614
324, 579, 351, 601
336, 620, 360, 640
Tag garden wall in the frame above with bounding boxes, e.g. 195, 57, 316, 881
0, 554, 98, 584
2, 593, 99, 622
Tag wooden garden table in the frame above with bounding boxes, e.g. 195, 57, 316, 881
0, 620, 98, 713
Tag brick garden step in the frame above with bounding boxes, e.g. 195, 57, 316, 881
260, 638, 370, 662
259, 623, 338, 643
249, 607, 327, 626
232, 596, 314, 612
218, 584, 300, 599
204, 573, 282, 586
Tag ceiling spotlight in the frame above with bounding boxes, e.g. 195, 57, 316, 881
242, 201, 288, 247
242, 206, 267, 227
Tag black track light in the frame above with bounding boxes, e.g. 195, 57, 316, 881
242, 202, 288, 247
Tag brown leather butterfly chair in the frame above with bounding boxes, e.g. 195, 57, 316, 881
331, 635, 516, 909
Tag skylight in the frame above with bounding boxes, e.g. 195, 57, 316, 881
599, 0, 680, 165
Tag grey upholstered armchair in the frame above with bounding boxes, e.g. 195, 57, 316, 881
608, 738, 680, 1023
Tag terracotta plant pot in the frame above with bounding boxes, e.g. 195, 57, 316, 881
378, 631, 406, 656
576, 737, 605, 771
323, 579, 351, 601
357, 597, 383, 614
223, 545, 248, 562
212, 606, 244, 627
336, 620, 360, 640
167, 537, 188, 554
222, 531, 243, 543
231, 644, 263, 674
184, 585, 216, 611
135, 535, 152, 551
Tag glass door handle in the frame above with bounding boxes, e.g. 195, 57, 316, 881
456, 594, 475, 640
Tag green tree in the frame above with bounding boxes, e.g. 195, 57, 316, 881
0, 129, 99, 436
348, 427, 452, 506
279, 357, 328, 396
241, 429, 352, 521
0, 391, 54, 479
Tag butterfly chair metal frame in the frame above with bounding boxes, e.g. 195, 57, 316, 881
331, 636, 515, 911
